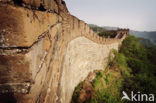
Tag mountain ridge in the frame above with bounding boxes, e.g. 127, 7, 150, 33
88, 24, 156, 44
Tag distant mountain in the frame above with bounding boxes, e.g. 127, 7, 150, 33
102, 26, 156, 44
138, 37, 156, 48
102, 26, 118, 30
130, 30, 156, 44
88, 24, 119, 32
88, 24, 156, 44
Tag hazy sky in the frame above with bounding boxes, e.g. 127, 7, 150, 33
64, 0, 156, 31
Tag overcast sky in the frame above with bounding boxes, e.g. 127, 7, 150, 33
64, 0, 156, 31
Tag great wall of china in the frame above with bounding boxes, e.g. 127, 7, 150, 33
0, 0, 129, 103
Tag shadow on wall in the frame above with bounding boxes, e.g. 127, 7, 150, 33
0, 93, 17, 103
13, 0, 23, 5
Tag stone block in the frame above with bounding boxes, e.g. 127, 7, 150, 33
0, 54, 31, 84
0, 32, 51, 92
0, 4, 58, 47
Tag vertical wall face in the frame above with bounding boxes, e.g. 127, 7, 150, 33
60, 37, 120, 103
0, 0, 128, 103
0, 3, 64, 103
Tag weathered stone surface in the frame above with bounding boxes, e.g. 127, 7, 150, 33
0, 0, 11, 2
0, 3, 58, 47
0, 25, 58, 96
0, 54, 31, 84
0, 0, 129, 103
23, 0, 59, 12
0, 83, 30, 94
60, 37, 120, 103
0, 0, 66, 13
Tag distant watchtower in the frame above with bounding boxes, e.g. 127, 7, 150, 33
117, 28, 129, 36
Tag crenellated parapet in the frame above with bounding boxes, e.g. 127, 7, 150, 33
116, 28, 129, 38
0, 1, 128, 103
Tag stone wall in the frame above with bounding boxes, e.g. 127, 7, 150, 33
60, 37, 122, 103
0, 1, 128, 103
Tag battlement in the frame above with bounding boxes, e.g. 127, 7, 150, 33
117, 28, 130, 31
